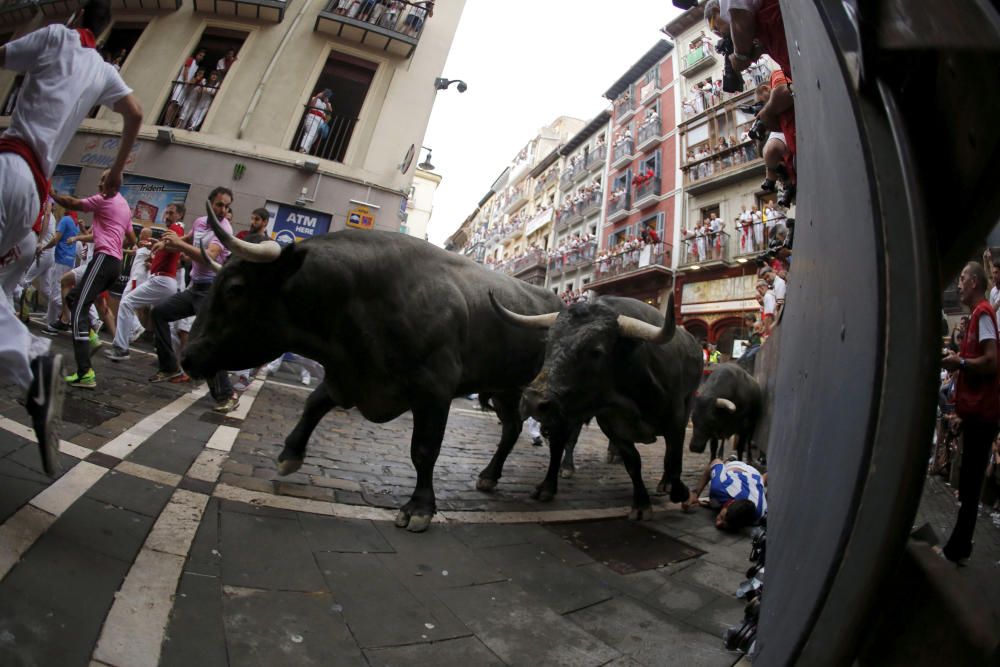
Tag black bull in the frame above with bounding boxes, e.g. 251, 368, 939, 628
182, 212, 674, 531
492, 295, 705, 519
688, 362, 763, 462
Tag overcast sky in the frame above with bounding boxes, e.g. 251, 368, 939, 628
422, 0, 685, 247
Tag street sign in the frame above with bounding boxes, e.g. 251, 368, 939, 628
266, 201, 333, 245
346, 204, 375, 230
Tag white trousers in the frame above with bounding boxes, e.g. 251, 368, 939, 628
0, 154, 49, 389
300, 114, 323, 152
13, 248, 54, 305
113, 274, 178, 352
0, 232, 36, 301
45, 261, 73, 323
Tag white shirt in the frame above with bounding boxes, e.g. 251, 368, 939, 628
2, 25, 133, 177
128, 246, 151, 284
978, 312, 997, 343
761, 291, 776, 317
720, 0, 763, 22
37, 213, 56, 254
772, 275, 787, 301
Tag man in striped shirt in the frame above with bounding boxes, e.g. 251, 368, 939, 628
683, 458, 768, 531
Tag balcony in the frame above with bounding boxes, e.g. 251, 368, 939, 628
615, 94, 636, 124
682, 85, 758, 122
548, 241, 597, 276
316, 0, 428, 59
505, 186, 528, 214
611, 141, 633, 170
606, 192, 631, 223
683, 141, 762, 195
501, 221, 524, 245
559, 168, 577, 191
681, 46, 717, 78
632, 178, 661, 210
541, 169, 559, 190
463, 240, 486, 264
636, 121, 662, 152
732, 221, 769, 262
680, 231, 733, 268
586, 145, 607, 171
508, 249, 548, 278
194, 0, 285, 22
572, 161, 589, 183
554, 207, 577, 233
591, 242, 672, 285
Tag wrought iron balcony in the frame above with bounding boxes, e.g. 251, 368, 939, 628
316, 0, 428, 59
611, 141, 633, 170
586, 144, 607, 171
505, 186, 528, 214
732, 221, 769, 261
194, 0, 284, 22
681, 45, 717, 78
683, 141, 762, 195
592, 242, 672, 283
636, 120, 662, 152
548, 241, 597, 275
559, 168, 577, 190
606, 192, 630, 223
632, 178, 661, 210
680, 231, 733, 268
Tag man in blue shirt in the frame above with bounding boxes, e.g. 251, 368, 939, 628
35, 208, 77, 330
683, 458, 768, 531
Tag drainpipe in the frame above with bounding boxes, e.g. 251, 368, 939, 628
238, 0, 317, 139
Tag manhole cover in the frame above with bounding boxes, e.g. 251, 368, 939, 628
546, 519, 705, 574
61, 399, 120, 430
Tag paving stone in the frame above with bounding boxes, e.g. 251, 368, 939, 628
435, 580, 620, 667
0, 535, 129, 667
221, 586, 366, 666
220, 510, 326, 592
0, 471, 46, 523
683, 594, 747, 637
669, 560, 746, 598
445, 522, 550, 550
477, 542, 613, 614
374, 522, 507, 590
128, 414, 218, 475
219, 472, 275, 494
364, 636, 504, 667
641, 576, 726, 619
84, 469, 173, 518
3, 445, 76, 482
46, 496, 154, 563
184, 498, 222, 577
310, 475, 363, 492
315, 551, 471, 648
298, 514, 394, 553
160, 573, 229, 667
274, 482, 335, 502
567, 596, 738, 667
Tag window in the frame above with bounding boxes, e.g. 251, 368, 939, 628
639, 154, 658, 179
291, 50, 376, 163
101, 22, 146, 70
640, 212, 664, 238
157, 28, 248, 131
687, 121, 709, 150
612, 171, 630, 193
608, 227, 631, 248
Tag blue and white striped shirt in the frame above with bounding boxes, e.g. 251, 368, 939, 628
709, 461, 767, 521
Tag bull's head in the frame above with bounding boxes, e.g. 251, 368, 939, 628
688, 395, 738, 453
182, 201, 304, 378
490, 292, 675, 426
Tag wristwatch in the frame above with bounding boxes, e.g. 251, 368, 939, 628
960, 357, 967, 370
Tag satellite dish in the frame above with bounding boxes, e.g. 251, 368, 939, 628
399, 143, 415, 174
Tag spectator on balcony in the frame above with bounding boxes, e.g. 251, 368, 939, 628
216, 49, 237, 77
401, 1, 434, 37
176, 69, 205, 130
709, 214, 725, 259
759, 264, 786, 312
165, 49, 205, 127
757, 279, 777, 335
299, 88, 333, 154
182, 70, 220, 132
751, 205, 764, 249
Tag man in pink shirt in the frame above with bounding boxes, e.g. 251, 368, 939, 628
50, 168, 136, 388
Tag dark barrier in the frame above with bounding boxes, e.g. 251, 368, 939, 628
757, 1, 1000, 664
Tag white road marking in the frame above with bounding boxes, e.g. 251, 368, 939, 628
113, 461, 182, 488
100, 387, 209, 459
226, 379, 263, 420
0, 416, 89, 459
204, 425, 240, 452
29, 462, 106, 517
186, 449, 228, 483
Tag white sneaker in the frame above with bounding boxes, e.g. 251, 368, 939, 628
130, 324, 145, 344
300, 371, 311, 385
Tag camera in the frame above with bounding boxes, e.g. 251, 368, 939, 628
715, 35, 745, 94
747, 118, 768, 142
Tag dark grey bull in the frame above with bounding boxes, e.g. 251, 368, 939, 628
491, 294, 704, 519
182, 204, 651, 531
689, 363, 762, 462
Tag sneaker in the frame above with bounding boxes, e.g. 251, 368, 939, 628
233, 374, 253, 393
89, 330, 103, 351
129, 324, 145, 344
26, 353, 65, 477
213, 396, 240, 414
105, 346, 130, 362
169, 372, 191, 384
66, 369, 96, 389
149, 369, 184, 383
41, 321, 68, 336
301, 370, 311, 385
777, 184, 796, 208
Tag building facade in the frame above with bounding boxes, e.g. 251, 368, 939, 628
664, 4, 788, 353
401, 165, 441, 240
587, 40, 680, 313
0, 0, 463, 237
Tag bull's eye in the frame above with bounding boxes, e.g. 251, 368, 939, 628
224, 280, 246, 299
588, 346, 605, 360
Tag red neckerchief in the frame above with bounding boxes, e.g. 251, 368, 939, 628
76, 28, 96, 48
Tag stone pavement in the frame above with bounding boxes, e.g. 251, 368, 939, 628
0, 322, 753, 666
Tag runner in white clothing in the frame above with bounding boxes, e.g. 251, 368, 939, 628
11, 200, 56, 313
0, 0, 143, 475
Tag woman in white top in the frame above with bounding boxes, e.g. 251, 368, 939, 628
299, 89, 332, 154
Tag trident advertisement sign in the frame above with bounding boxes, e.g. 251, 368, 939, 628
265, 201, 333, 246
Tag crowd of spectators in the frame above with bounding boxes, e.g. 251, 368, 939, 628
681, 61, 772, 119
547, 232, 596, 271
329, 0, 434, 36
557, 182, 602, 222
163, 47, 239, 131
594, 228, 664, 280
558, 288, 588, 305
686, 137, 760, 181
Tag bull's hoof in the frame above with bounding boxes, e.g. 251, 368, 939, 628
394, 509, 411, 528
628, 506, 654, 521
605, 451, 622, 465
655, 479, 667, 494
669, 481, 690, 504
689, 441, 707, 453
560, 466, 575, 479
276, 457, 303, 476
531, 486, 555, 503
476, 477, 497, 493
406, 514, 433, 533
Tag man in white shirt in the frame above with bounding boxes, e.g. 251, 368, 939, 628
0, 0, 143, 475
757, 279, 777, 335
11, 199, 57, 314
760, 265, 786, 304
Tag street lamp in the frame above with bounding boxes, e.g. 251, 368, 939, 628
417, 146, 435, 171
434, 77, 467, 93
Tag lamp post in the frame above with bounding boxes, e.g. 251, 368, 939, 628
433, 77, 467, 93
417, 146, 435, 171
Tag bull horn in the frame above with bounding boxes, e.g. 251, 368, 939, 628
488, 290, 559, 329
198, 239, 223, 273
204, 200, 282, 263
715, 398, 737, 412
617, 292, 676, 344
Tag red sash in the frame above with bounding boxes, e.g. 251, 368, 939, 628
0, 137, 49, 232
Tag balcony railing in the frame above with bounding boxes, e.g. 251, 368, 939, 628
560, 168, 577, 190
611, 141, 633, 169
506, 186, 528, 213
194, 0, 285, 22
593, 242, 671, 282
554, 190, 601, 232
680, 231, 732, 267
683, 141, 761, 188
586, 144, 607, 171
636, 121, 662, 151
289, 105, 358, 163
607, 192, 630, 221
615, 94, 636, 121
548, 241, 598, 275
463, 240, 486, 263
633, 178, 661, 208
501, 220, 525, 243
681, 45, 717, 77
733, 221, 768, 258
541, 169, 559, 189
316, 0, 429, 59
506, 249, 548, 277
157, 80, 222, 132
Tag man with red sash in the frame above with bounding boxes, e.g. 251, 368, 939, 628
941, 262, 1000, 564
0, 0, 143, 475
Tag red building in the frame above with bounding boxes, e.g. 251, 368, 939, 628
588, 40, 680, 312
